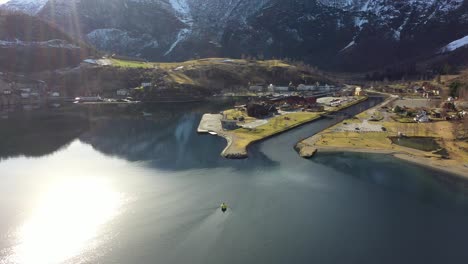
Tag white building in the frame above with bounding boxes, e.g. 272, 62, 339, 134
297, 84, 317, 91
249, 85, 264, 92
75, 96, 102, 102
141, 82, 152, 88
116, 89, 129, 96
355, 87, 363, 96
267, 84, 275, 92
274, 86, 290, 92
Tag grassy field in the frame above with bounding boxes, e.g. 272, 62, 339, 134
223, 109, 256, 123
110, 58, 292, 70
316, 132, 393, 150
228, 112, 322, 151
109, 57, 311, 88
110, 58, 154, 68
311, 115, 468, 162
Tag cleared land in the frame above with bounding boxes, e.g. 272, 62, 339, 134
297, 96, 468, 178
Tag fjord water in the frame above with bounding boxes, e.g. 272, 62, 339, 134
1, 98, 468, 264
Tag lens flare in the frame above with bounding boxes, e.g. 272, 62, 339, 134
6, 178, 123, 264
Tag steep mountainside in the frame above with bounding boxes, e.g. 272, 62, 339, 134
1, 0, 47, 15
0, 10, 95, 72
3, 0, 468, 71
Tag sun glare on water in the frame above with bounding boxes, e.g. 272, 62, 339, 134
6, 178, 123, 264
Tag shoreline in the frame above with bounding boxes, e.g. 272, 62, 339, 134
295, 94, 468, 179
198, 96, 369, 159
299, 145, 468, 180
221, 114, 324, 159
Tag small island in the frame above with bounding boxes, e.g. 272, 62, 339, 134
199, 91, 368, 159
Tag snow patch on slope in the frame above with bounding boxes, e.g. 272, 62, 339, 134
1, 0, 48, 15
319, 0, 463, 13
340, 40, 355, 52
0, 39, 80, 49
440, 35, 468, 53
165, 0, 193, 56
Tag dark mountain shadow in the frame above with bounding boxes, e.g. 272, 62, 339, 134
79, 112, 278, 172
0, 109, 89, 159
78, 100, 279, 171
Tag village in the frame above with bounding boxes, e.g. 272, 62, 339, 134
198, 83, 368, 159
0, 70, 136, 114
294, 80, 468, 176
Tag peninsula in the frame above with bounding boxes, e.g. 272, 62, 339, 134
296, 94, 468, 178
199, 93, 368, 159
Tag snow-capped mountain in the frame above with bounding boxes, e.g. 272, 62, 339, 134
3, 0, 468, 70
0, 0, 47, 15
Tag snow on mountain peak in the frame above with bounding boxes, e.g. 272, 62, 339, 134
318, 0, 464, 12
1, 0, 48, 15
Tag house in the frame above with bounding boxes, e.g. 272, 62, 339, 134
274, 86, 290, 92
246, 103, 277, 118
415, 115, 429, 123
414, 86, 425, 94
297, 84, 317, 91
19, 88, 32, 93
141, 82, 152, 88
14, 80, 41, 90
267, 84, 275, 92
355, 87, 363, 96
460, 111, 467, 118
330, 101, 342, 107
221, 119, 239, 130
116, 89, 129, 96
249, 85, 264, 92
0, 78, 10, 91
268, 84, 290, 93
414, 111, 430, 123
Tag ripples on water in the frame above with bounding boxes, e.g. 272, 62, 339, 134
1, 99, 468, 264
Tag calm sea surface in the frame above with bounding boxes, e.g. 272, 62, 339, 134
1, 98, 468, 264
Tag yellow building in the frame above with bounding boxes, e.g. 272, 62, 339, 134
355, 87, 363, 96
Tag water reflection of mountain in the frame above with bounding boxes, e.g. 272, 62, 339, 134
80, 113, 277, 171
79, 101, 277, 171
0, 113, 89, 159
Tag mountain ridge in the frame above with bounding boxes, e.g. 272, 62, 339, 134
0, 9, 95, 71
2, 0, 468, 71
